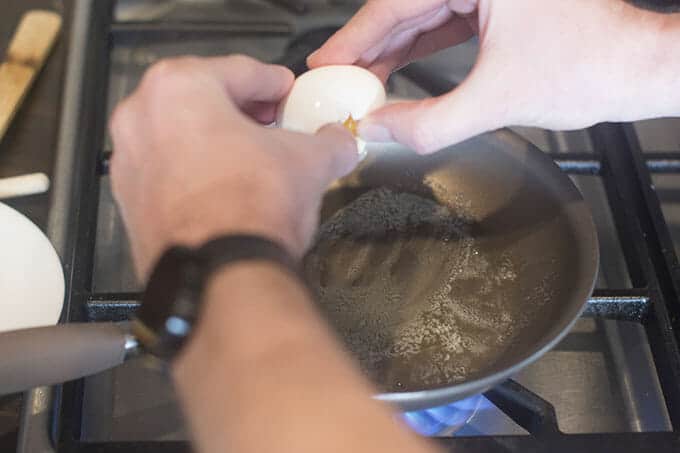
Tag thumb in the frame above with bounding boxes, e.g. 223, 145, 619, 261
358, 77, 503, 154
312, 123, 360, 182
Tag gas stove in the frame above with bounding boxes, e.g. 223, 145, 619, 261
17, 1, 680, 451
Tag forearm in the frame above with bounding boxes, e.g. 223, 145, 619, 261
172, 262, 438, 453
614, 5, 680, 120
652, 12, 680, 116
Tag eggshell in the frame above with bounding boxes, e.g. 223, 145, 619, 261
277, 65, 386, 159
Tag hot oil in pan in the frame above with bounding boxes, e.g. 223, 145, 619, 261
304, 188, 536, 392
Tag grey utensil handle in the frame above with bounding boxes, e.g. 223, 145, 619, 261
0, 323, 130, 395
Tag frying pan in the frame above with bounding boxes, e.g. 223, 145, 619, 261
305, 129, 599, 411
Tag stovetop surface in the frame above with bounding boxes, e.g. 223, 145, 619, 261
73, 0, 680, 442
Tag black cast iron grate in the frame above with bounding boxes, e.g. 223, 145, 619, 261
17, 1, 680, 451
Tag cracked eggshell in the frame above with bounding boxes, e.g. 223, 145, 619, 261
277, 65, 387, 160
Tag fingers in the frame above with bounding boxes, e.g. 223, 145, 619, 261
268, 124, 358, 189
311, 124, 360, 182
308, 1, 474, 85
400, 15, 475, 64
109, 96, 143, 154
355, 4, 453, 66
307, 0, 448, 68
358, 74, 504, 153
134, 55, 293, 127
366, 15, 475, 82
197, 55, 294, 106
448, 0, 477, 14
140, 55, 294, 108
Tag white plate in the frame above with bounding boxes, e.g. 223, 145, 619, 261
0, 202, 64, 333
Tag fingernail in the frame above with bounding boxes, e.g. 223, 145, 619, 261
358, 120, 393, 142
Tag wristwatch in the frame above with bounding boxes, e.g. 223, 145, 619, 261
132, 235, 301, 361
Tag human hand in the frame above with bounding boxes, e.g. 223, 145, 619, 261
109, 55, 357, 277
308, 0, 680, 153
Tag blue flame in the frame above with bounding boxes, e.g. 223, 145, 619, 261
402, 395, 483, 436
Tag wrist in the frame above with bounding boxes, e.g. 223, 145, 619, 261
140, 190, 301, 278
172, 261, 314, 377
164, 206, 295, 255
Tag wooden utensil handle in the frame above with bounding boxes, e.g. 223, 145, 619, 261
0, 10, 62, 143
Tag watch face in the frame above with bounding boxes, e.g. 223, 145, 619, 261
135, 246, 203, 358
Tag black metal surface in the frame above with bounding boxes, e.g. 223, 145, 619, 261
110, 21, 291, 45
583, 289, 650, 321
21, 0, 680, 451
590, 124, 680, 427
484, 380, 559, 437
274, 26, 339, 76
55, 1, 115, 449
438, 433, 680, 453
262, 0, 309, 15
550, 153, 602, 175
86, 294, 139, 323
645, 153, 680, 173
86, 289, 652, 325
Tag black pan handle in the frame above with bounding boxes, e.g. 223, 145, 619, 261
0, 323, 132, 395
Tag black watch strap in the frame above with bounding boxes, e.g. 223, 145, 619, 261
197, 235, 301, 282
133, 235, 302, 360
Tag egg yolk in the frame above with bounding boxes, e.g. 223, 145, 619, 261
343, 115, 358, 137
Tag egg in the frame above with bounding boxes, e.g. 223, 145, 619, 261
277, 65, 387, 160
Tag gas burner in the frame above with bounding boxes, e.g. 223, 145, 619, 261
403, 395, 483, 437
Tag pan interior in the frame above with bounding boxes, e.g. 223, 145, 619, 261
303, 134, 594, 394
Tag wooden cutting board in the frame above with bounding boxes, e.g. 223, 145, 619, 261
0, 10, 61, 143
